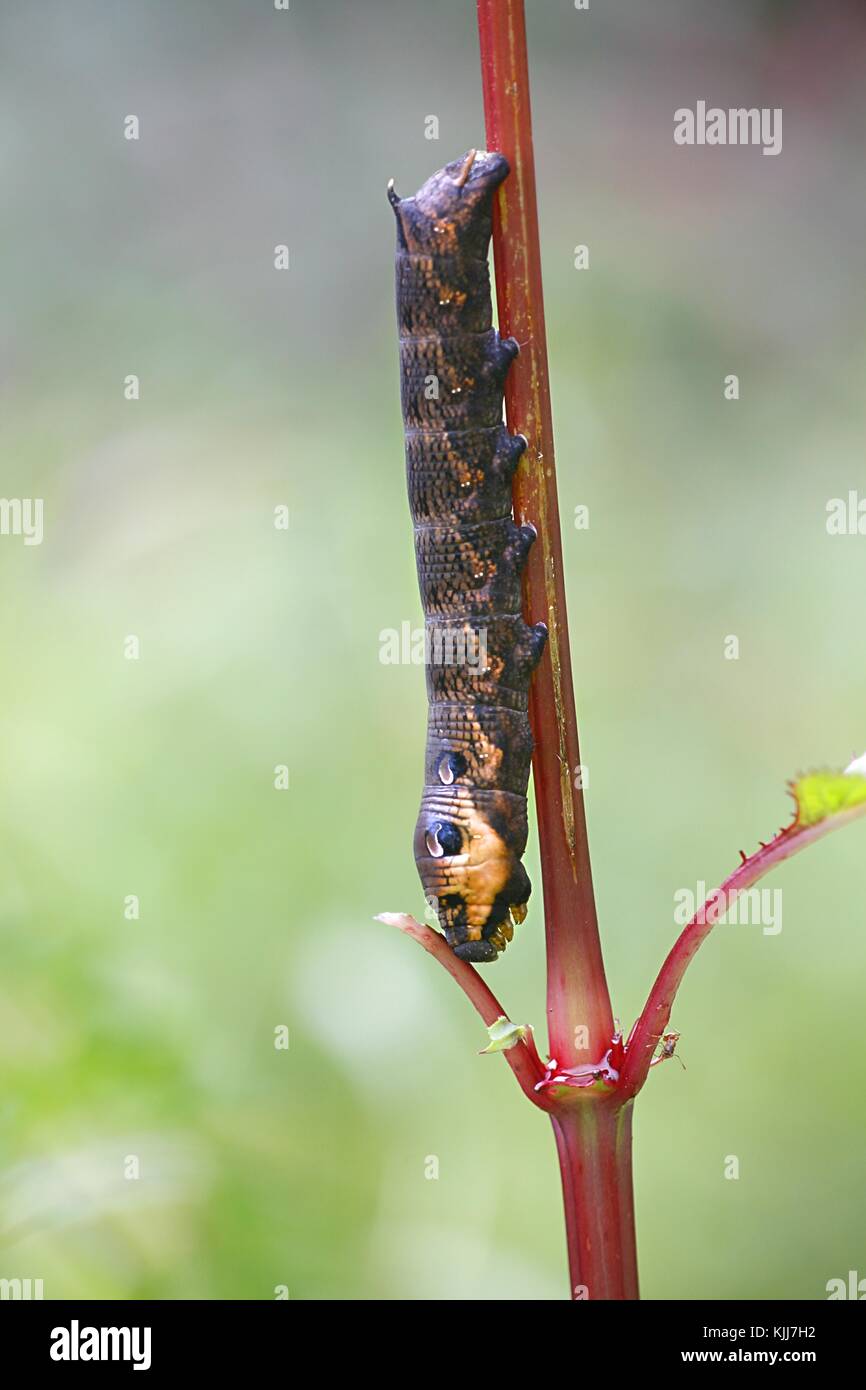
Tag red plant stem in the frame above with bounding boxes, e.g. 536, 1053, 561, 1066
477, 0, 637, 1302
619, 800, 866, 1098
552, 1100, 639, 1300
375, 914, 553, 1107
476, 0, 613, 1070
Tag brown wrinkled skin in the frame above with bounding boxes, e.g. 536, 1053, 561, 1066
391, 151, 547, 963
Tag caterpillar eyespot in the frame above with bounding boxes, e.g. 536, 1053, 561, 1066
425, 821, 464, 859
437, 751, 467, 785
425, 827, 445, 858
391, 150, 548, 963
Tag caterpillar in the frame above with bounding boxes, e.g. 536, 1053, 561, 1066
389, 149, 548, 963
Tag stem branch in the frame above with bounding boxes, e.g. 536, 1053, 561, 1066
376, 914, 551, 1107
620, 799, 866, 1097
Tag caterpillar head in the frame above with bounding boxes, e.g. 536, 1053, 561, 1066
388, 150, 510, 261
414, 797, 531, 963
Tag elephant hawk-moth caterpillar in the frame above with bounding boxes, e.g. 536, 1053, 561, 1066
390, 149, 547, 963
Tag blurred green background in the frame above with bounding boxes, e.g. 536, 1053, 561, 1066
1, 0, 865, 1300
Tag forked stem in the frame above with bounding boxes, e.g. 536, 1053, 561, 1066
382, 2, 866, 1305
